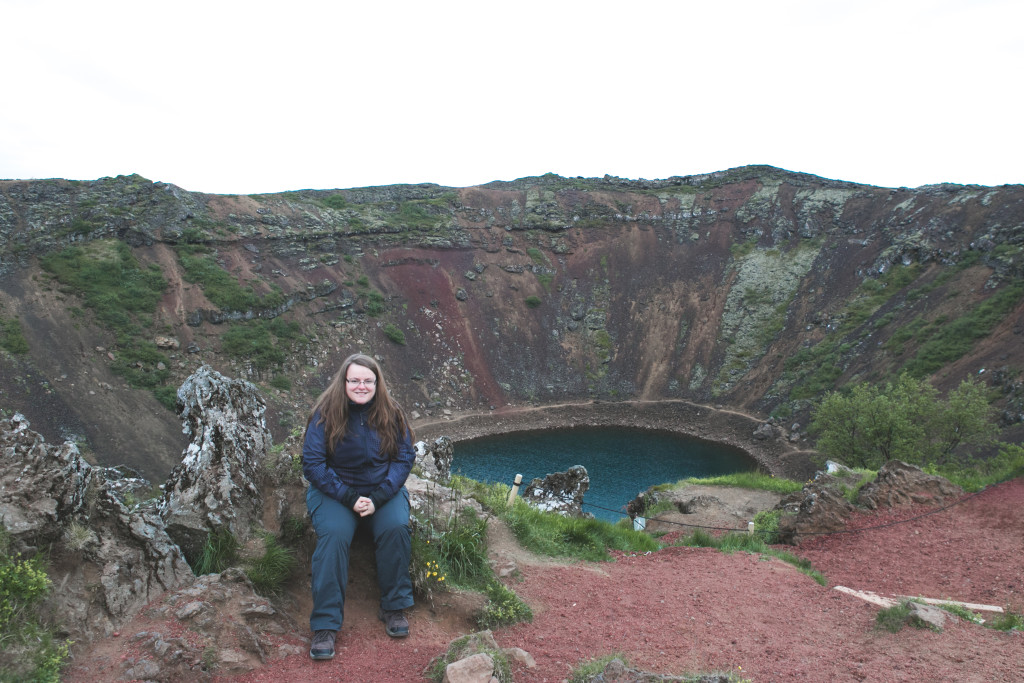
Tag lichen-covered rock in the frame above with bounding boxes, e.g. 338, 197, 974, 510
856, 460, 962, 510
0, 414, 193, 646
521, 465, 590, 517
0, 413, 91, 546
415, 436, 454, 483
161, 365, 271, 563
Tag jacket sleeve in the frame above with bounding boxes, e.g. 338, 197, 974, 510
368, 425, 416, 509
302, 413, 357, 506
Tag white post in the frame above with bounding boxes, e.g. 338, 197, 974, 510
507, 473, 523, 506
748, 521, 755, 534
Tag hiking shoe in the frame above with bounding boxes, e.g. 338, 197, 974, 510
309, 629, 336, 660
378, 608, 410, 638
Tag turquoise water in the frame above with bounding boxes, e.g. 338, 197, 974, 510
451, 427, 756, 522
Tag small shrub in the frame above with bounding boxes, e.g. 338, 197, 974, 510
64, 521, 93, 552
752, 509, 781, 544
269, 374, 292, 391
321, 194, 348, 209
0, 317, 29, 355
0, 534, 70, 682
524, 295, 542, 308
985, 610, 1024, 631
476, 580, 532, 629
383, 323, 406, 345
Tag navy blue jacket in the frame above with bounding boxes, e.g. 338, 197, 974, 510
302, 401, 415, 510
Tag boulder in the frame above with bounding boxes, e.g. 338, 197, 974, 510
521, 465, 590, 517
161, 366, 271, 564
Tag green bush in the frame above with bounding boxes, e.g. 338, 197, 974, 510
321, 194, 348, 209
525, 295, 542, 308
476, 580, 533, 630
0, 532, 70, 682
810, 374, 996, 469
269, 374, 292, 391
752, 509, 781, 544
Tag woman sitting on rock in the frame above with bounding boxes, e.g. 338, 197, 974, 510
301, 353, 416, 660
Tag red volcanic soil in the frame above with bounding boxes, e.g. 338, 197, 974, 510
67, 479, 1023, 682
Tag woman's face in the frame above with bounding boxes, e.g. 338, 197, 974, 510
345, 363, 377, 405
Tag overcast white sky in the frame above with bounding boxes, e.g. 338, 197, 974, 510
2, 0, 1021, 194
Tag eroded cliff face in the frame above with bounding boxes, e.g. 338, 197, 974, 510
0, 167, 1021, 479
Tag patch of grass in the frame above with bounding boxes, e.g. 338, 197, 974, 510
190, 528, 240, 576
874, 600, 939, 633
176, 247, 284, 312
39, 241, 174, 406
364, 291, 386, 317
936, 602, 984, 624
426, 633, 512, 683
321, 194, 348, 209
0, 317, 29, 355
931, 443, 1024, 491
677, 529, 825, 584
569, 654, 630, 683
677, 471, 803, 494
245, 534, 297, 596
985, 610, 1024, 631
221, 318, 302, 370
525, 295, 542, 308
903, 281, 1024, 377
479, 483, 660, 561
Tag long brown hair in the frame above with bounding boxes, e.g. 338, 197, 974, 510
305, 353, 412, 460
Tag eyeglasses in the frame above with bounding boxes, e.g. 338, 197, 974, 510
345, 378, 376, 387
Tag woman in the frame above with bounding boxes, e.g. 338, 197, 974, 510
302, 353, 416, 661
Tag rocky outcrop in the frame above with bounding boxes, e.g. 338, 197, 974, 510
775, 464, 867, 544
118, 568, 300, 682
521, 465, 590, 517
775, 460, 963, 544
0, 414, 193, 645
856, 460, 963, 509
161, 365, 271, 563
415, 435, 455, 483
